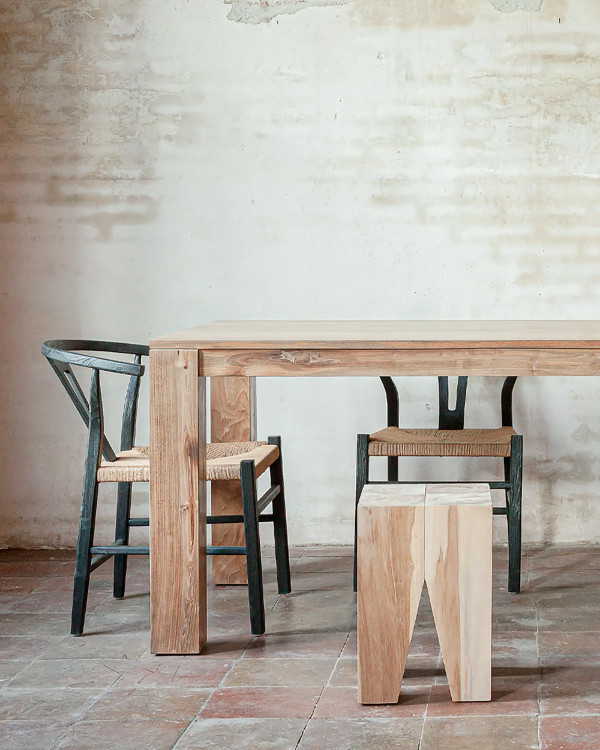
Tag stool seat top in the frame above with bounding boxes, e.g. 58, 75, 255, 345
425, 484, 492, 507
358, 483, 491, 508
359, 484, 426, 507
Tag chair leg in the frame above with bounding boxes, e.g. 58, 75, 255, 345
354, 434, 370, 593
503, 456, 511, 511
71, 466, 99, 636
113, 482, 132, 599
508, 435, 523, 594
241, 460, 265, 635
268, 436, 291, 595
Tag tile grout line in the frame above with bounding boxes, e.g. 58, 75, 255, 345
293, 629, 350, 749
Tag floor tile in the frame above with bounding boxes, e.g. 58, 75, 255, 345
0, 549, 74, 562
293, 556, 355, 574
0, 688, 100, 721
0, 614, 69, 637
330, 658, 441, 689
40, 632, 150, 660
115, 656, 233, 688
199, 635, 251, 659
174, 718, 306, 749
303, 546, 354, 557
200, 687, 321, 719
0, 661, 31, 688
242, 631, 348, 659
7, 658, 129, 690
0, 636, 59, 661
82, 687, 212, 721
0, 577, 38, 593
540, 672, 600, 716
536, 607, 600, 632
539, 631, 600, 666
298, 717, 424, 749
0, 561, 72, 577
224, 657, 336, 687
491, 632, 539, 668
2, 590, 108, 614
341, 629, 440, 659
313, 687, 429, 719
529, 549, 600, 571
426, 677, 539, 717
421, 715, 539, 749
0, 720, 69, 750
52, 719, 189, 749
540, 716, 600, 749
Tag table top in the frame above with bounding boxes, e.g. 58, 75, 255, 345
151, 320, 600, 350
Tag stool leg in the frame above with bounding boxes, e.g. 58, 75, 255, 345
268, 436, 291, 595
353, 434, 370, 592
241, 460, 265, 636
425, 498, 492, 702
357, 500, 425, 704
508, 435, 523, 594
113, 481, 132, 598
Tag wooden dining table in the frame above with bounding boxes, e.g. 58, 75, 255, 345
149, 320, 600, 654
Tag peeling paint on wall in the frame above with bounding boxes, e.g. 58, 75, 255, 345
227, 0, 544, 24
226, 0, 351, 24
489, 0, 544, 11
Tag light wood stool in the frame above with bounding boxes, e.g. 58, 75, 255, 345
357, 483, 492, 705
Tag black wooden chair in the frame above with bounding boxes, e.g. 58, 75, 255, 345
41, 340, 291, 636
355, 376, 523, 593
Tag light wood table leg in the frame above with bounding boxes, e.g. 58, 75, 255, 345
425, 484, 492, 702
210, 376, 256, 585
150, 348, 207, 654
357, 485, 426, 705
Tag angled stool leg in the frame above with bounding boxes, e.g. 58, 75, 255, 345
353, 434, 370, 593
508, 435, 523, 594
268, 436, 291, 595
72, 370, 103, 636
425, 484, 492, 702
357, 485, 425, 704
113, 481, 132, 598
241, 460, 265, 636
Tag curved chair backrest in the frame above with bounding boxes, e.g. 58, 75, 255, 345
41, 340, 149, 463
379, 375, 518, 431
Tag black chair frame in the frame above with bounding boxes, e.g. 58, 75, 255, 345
354, 376, 523, 594
42, 340, 291, 636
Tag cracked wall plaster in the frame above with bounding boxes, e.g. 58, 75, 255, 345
227, 0, 544, 24
489, 0, 544, 11
226, 0, 351, 24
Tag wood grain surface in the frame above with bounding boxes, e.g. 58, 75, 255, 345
425, 484, 492, 702
357, 484, 426, 705
198, 347, 600, 377
152, 320, 600, 350
150, 348, 206, 654
210, 376, 256, 585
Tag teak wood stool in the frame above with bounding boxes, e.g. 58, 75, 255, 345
42, 340, 291, 637
357, 483, 492, 705
355, 376, 523, 593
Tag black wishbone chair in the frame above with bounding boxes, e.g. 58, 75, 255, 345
42, 340, 291, 636
355, 376, 523, 593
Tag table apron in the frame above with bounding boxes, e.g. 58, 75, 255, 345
199, 348, 600, 377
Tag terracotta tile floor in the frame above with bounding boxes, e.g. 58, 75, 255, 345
1, 545, 600, 749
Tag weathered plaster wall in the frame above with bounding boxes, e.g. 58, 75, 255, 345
2, 0, 600, 548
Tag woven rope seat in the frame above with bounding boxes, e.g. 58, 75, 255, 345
97, 442, 279, 483
368, 426, 516, 458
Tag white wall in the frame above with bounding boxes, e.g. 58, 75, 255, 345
2, 0, 600, 548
